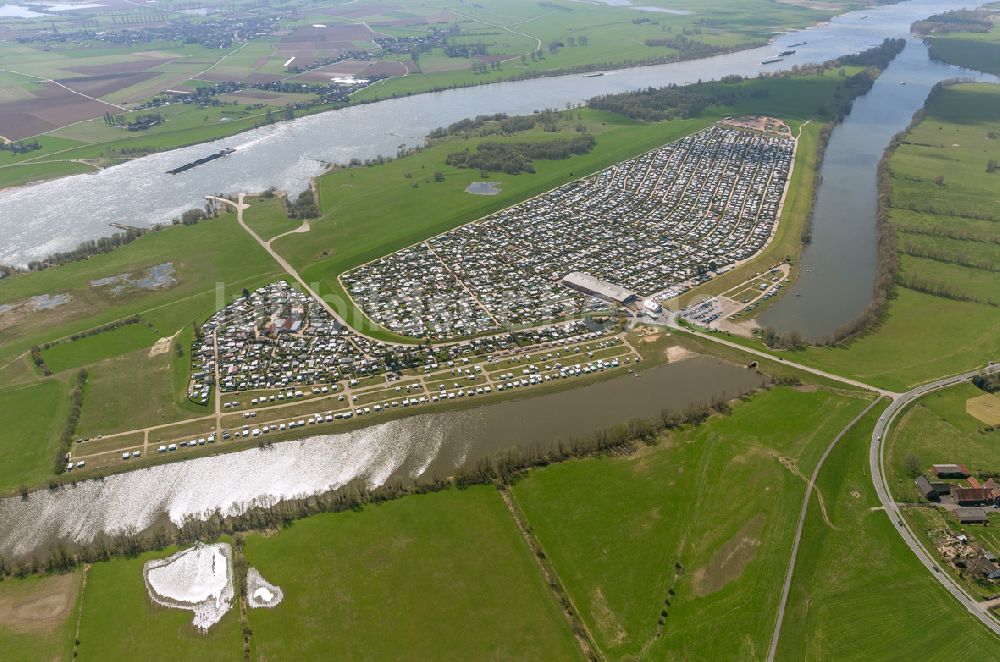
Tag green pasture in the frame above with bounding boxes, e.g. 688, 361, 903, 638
41, 323, 161, 374
511, 386, 871, 658
244, 486, 581, 660
0, 379, 70, 493
775, 403, 1000, 659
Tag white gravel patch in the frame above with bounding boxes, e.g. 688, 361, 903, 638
143, 542, 234, 631
246, 567, 284, 608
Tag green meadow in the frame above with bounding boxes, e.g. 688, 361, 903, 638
0, 379, 70, 492
511, 386, 872, 658
244, 486, 581, 660
775, 404, 1000, 659
41, 323, 161, 375
74, 548, 243, 662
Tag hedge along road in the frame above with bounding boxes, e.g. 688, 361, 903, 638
869, 364, 1000, 638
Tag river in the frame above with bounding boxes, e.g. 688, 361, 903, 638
0, 0, 985, 268
0, 356, 763, 558
758, 37, 997, 339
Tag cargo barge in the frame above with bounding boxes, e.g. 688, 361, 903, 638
166, 147, 236, 175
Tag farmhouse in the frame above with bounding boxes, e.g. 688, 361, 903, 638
954, 486, 1000, 506
969, 555, 1000, 580
915, 476, 940, 501
955, 507, 989, 525
933, 463, 971, 479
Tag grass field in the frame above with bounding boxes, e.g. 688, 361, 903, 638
240, 196, 299, 242
885, 382, 998, 501
41, 324, 161, 375
775, 403, 1000, 659
511, 386, 871, 658
795, 288, 1000, 392
75, 348, 196, 437
244, 486, 581, 660
0, 379, 70, 492
74, 548, 242, 661
0, 570, 81, 662
924, 11, 1000, 76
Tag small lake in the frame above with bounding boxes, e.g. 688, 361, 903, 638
0, 356, 762, 558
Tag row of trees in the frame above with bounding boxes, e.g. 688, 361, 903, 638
54, 370, 88, 475
0, 138, 41, 154
445, 135, 596, 175
898, 242, 999, 273
0, 379, 794, 577
25, 226, 150, 272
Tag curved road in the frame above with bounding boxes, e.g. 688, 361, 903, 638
870, 364, 1000, 637
657, 314, 1000, 641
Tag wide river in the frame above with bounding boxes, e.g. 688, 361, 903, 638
0, 0, 985, 269
0, 356, 762, 558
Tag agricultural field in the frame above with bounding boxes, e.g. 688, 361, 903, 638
244, 486, 581, 660
0, 570, 82, 662
0, 379, 71, 493
775, 404, 1000, 659
511, 386, 873, 658
885, 382, 998, 501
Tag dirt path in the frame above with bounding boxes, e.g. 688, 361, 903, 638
499, 487, 603, 661
766, 397, 884, 661
268, 219, 311, 244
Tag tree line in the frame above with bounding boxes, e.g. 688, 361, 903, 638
0, 376, 801, 578
445, 135, 596, 175
53, 370, 88, 475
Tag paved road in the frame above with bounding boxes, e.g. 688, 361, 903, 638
766, 396, 884, 661
869, 364, 1000, 637
652, 313, 1000, 640
655, 313, 898, 396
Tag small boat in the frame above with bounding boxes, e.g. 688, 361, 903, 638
762, 57, 783, 65
584, 72, 605, 78
780, 49, 796, 56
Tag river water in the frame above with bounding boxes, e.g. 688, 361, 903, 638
0, 356, 762, 558
759, 37, 997, 339
0, 0, 984, 267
